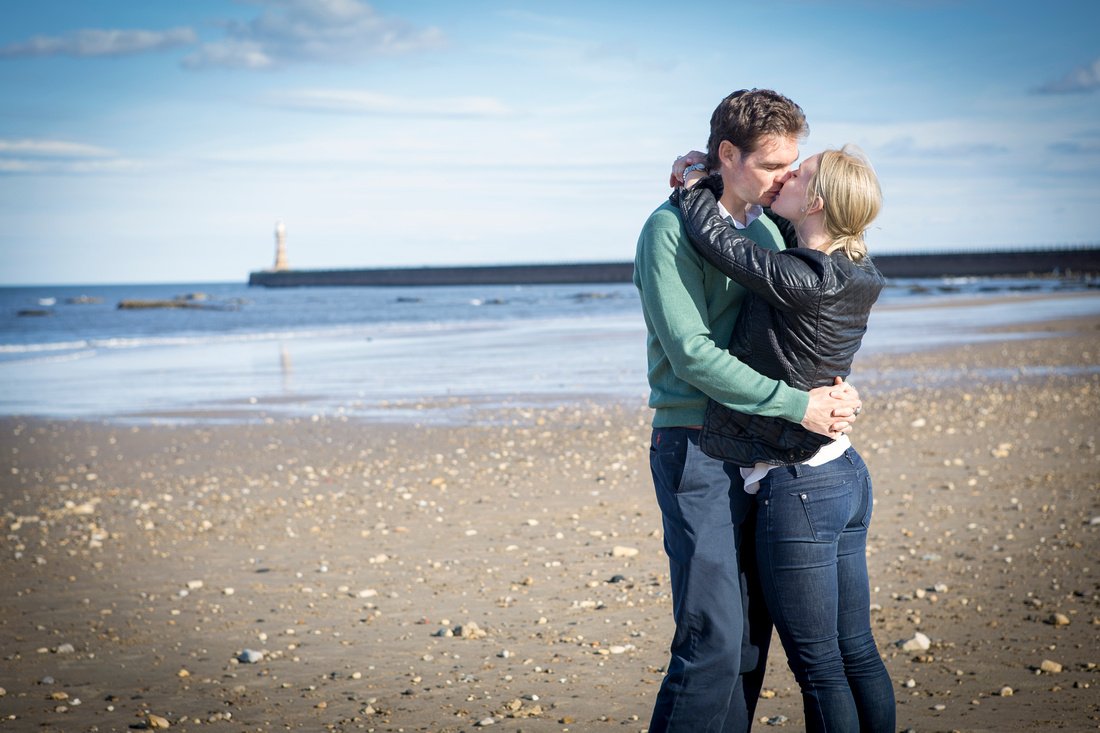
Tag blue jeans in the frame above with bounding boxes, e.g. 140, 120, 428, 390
755, 448, 895, 732
648, 428, 771, 733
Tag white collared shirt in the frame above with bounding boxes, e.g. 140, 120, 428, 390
716, 200, 763, 230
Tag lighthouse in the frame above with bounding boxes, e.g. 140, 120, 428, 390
273, 220, 289, 271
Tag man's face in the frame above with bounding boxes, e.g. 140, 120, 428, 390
720, 134, 800, 208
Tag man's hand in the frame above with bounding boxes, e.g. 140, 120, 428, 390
801, 377, 862, 437
669, 150, 707, 188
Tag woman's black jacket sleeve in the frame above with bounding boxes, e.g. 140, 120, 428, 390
670, 173, 830, 314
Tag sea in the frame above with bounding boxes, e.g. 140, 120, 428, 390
1, 277, 1098, 424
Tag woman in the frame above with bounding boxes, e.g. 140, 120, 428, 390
672, 145, 896, 732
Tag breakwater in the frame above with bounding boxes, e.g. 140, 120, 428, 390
248, 246, 1099, 287
250, 261, 635, 287
871, 246, 1099, 279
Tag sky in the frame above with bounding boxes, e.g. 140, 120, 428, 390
0, 0, 1098, 285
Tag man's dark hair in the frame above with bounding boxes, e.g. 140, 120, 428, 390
705, 89, 809, 170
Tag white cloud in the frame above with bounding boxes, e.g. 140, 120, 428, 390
583, 40, 674, 75
879, 136, 1010, 159
269, 89, 516, 118
1034, 58, 1100, 94
0, 159, 139, 174
0, 139, 137, 175
805, 118, 1019, 164
494, 32, 675, 85
0, 139, 115, 157
182, 0, 446, 70
0, 27, 197, 58
183, 39, 273, 70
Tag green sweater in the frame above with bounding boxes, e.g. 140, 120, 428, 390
633, 201, 810, 428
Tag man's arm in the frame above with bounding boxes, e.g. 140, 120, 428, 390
637, 210, 808, 421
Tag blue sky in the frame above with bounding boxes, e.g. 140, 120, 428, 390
1, 0, 1097, 285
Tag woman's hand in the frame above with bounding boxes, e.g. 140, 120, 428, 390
670, 150, 707, 188
802, 377, 862, 437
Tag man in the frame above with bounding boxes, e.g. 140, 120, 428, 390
634, 89, 861, 733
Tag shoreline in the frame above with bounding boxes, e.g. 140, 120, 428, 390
1, 317, 1097, 731
3, 295, 1099, 426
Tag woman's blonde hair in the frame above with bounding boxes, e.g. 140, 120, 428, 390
805, 144, 881, 262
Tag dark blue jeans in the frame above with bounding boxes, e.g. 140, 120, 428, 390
755, 448, 895, 732
648, 428, 771, 733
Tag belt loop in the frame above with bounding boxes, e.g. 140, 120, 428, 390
792, 463, 805, 478
845, 449, 854, 464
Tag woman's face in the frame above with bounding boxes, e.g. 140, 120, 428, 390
772, 152, 822, 221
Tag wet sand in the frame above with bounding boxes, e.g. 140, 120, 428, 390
1, 316, 1098, 732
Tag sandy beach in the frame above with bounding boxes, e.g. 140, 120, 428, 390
1, 314, 1098, 732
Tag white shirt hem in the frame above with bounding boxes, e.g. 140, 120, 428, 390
741, 435, 851, 495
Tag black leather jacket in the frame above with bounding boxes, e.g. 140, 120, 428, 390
671, 173, 885, 466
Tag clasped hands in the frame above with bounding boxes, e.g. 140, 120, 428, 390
803, 376, 862, 437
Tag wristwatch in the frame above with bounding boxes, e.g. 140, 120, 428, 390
682, 163, 707, 181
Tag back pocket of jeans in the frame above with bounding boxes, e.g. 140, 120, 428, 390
795, 482, 854, 543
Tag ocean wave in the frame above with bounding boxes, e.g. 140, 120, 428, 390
0, 320, 488, 355
0, 340, 91, 353
0, 349, 98, 366
0, 314, 641, 357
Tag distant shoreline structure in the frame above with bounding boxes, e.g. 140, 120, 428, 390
248, 245, 1100, 287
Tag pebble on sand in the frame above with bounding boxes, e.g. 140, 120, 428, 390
899, 632, 931, 652
455, 622, 487, 639
1039, 659, 1063, 674
611, 546, 639, 558
238, 649, 264, 664
146, 714, 171, 729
